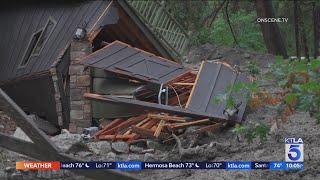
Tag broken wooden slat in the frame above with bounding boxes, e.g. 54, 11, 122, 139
185, 61, 204, 108
126, 120, 158, 144
100, 115, 147, 135
98, 134, 136, 140
172, 82, 194, 86
96, 118, 123, 137
170, 119, 210, 128
131, 125, 171, 140
123, 117, 150, 135
148, 114, 190, 121
154, 120, 165, 138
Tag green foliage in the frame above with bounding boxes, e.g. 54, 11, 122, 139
271, 57, 320, 113
231, 122, 270, 144
190, 10, 266, 52
220, 57, 320, 143
247, 61, 260, 77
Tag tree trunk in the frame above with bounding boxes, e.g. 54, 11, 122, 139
255, 0, 288, 58
299, 3, 310, 60
294, 0, 300, 59
314, 3, 320, 58
203, 0, 227, 28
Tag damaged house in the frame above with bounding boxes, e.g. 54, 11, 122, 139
0, 0, 249, 138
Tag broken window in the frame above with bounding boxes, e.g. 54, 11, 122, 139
19, 30, 43, 68
32, 17, 56, 55
18, 17, 56, 68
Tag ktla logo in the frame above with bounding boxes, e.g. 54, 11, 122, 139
285, 138, 304, 162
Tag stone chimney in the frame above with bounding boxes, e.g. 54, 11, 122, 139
68, 40, 92, 133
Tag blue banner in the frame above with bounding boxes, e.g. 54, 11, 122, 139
59, 161, 303, 170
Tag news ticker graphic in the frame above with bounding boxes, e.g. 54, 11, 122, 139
16, 161, 304, 171
285, 137, 304, 162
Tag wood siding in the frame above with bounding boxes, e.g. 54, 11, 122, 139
0, 1, 112, 82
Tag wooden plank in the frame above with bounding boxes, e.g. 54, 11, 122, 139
131, 125, 171, 140
99, 134, 135, 140
0, 88, 59, 153
185, 61, 204, 108
173, 82, 194, 86
126, 119, 158, 144
123, 117, 150, 135
96, 118, 123, 137
148, 114, 189, 121
154, 119, 165, 138
166, 119, 210, 130
0, 133, 137, 180
100, 115, 147, 135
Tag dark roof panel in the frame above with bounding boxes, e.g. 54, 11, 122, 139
187, 62, 249, 122
80, 41, 190, 84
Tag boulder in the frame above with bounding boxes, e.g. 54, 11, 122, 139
51, 133, 83, 153
141, 149, 155, 154
105, 152, 117, 161
126, 154, 141, 162
13, 127, 33, 142
144, 153, 156, 162
129, 145, 144, 153
146, 141, 161, 150
86, 141, 112, 155
61, 129, 70, 134
111, 142, 129, 154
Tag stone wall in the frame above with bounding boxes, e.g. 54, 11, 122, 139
68, 40, 92, 133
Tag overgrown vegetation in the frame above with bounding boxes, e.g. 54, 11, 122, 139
190, 10, 266, 53
215, 57, 320, 143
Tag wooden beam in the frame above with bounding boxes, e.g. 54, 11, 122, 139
172, 83, 194, 86
123, 117, 150, 135
185, 62, 204, 109
96, 118, 123, 137
100, 115, 147, 135
98, 134, 136, 140
0, 88, 59, 153
148, 114, 190, 121
166, 119, 210, 130
126, 120, 158, 144
154, 120, 165, 138
131, 125, 171, 140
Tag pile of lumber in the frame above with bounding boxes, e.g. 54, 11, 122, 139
95, 113, 223, 144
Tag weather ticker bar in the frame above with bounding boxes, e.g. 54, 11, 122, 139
16, 161, 304, 171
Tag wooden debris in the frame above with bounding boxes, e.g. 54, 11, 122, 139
95, 112, 224, 144
131, 126, 171, 140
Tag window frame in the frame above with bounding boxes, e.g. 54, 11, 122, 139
31, 16, 57, 56
18, 29, 44, 69
18, 16, 57, 69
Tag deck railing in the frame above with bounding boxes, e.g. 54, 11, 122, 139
126, 0, 189, 57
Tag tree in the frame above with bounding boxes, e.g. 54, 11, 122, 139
255, 0, 288, 58
294, 0, 300, 59
314, 3, 320, 58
